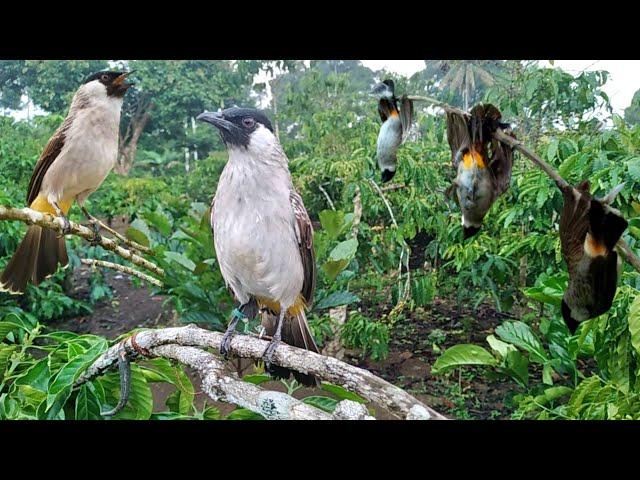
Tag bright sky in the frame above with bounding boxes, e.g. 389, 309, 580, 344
360, 60, 640, 115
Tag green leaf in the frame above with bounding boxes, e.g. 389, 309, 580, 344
329, 238, 358, 262
315, 291, 360, 310
495, 321, 549, 364
321, 383, 366, 403
628, 293, 640, 356
47, 339, 108, 399
226, 408, 264, 420
0, 322, 17, 342
303, 396, 338, 413
432, 345, 497, 374
319, 210, 346, 239
322, 259, 350, 281
99, 364, 153, 420
505, 350, 529, 386
164, 251, 196, 272
125, 227, 150, 248
75, 384, 103, 420
542, 364, 554, 386
201, 406, 221, 420
143, 210, 172, 236
243, 374, 271, 385
0, 345, 16, 382
486, 334, 516, 360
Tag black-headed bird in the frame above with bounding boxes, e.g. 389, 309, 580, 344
197, 107, 319, 386
0, 71, 134, 294
445, 103, 515, 239
559, 180, 628, 333
371, 79, 414, 183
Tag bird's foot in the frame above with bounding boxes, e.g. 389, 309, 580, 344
262, 338, 280, 370
220, 329, 235, 360
57, 216, 72, 238
88, 221, 102, 246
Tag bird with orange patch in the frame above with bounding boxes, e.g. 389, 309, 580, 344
446, 104, 516, 239
371, 79, 414, 182
0, 71, 134, 294
559, 181, 628, 333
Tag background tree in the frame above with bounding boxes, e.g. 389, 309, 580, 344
625, 88, 640, 125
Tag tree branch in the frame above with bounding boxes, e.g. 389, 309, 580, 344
81, 259, 162, 287
0, 206, 164, 278
76, 325, 445, 420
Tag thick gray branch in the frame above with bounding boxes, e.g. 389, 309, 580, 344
76, 325, 445, 420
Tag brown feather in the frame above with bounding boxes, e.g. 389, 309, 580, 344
26, 117, 73, 205
559, 182, 592, 275
290, 189, 316, 306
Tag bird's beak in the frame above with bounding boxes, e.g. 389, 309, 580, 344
197, 111, 234, 131
113, 71, 135, 90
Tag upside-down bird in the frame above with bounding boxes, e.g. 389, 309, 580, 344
559, 180, 628, 334
445, 103, 516, 239
0, 71, 134, 294
371, 79, 414, 183
197, 107, 319, 386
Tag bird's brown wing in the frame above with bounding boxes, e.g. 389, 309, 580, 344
400, 95, 414, 143
290, 189, 316, 306
489, 130, 516, 195
559, 181, 592, 275
446, 110, 471, 167
26, 117, 73, 205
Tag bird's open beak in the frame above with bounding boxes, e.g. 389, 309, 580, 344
113, 71, 135, 90
197, 111, 234, 131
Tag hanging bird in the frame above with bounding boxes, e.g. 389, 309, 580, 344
197, 107, 319, 386
559, 181, 628, 334
445, 103, 515, 239
0, 71, 134, 294
371, 79, 414, 183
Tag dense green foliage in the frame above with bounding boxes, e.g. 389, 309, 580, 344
1, 60, 640, 419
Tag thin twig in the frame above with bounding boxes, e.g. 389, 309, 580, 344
94, 219, 152, 255
81, 259, 163, 287
318, 184, 336, 211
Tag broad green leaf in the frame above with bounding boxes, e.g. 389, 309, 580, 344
319, 210, 345, 239
322, 259, 350, 281
0, 345, 17, 382
47, 339, 108, 399
628, 294, 640, 356
164, 251, 196, 272
495, 321, 549, 364
75, 384, 102, 420
99, 364, 153, 420
432, 345, 497, 374
226, 408, 264, 420
143, 210, 172, 236
303, 395, 338, 413
321, 383, 366, 403
125, 227, 150, 248
505, 350, 529, 386
315, 291, 360, 310
486, 334, 516, 360
243, 374, 271, 385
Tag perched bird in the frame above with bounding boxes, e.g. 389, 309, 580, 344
197, 107, 319, 386
0, 71, 134, 294
371, 79, 414, 183
445, 103, 515, 239
559, 181, 628, 334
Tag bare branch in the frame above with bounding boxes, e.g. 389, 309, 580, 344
76, 325, 445, 420
318, 184, 336, 211
81, 259, 162, 287
93, 219, 152, 255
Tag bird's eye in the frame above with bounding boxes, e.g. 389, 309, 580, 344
242, 117, 255, 128
101, 74, 109, 82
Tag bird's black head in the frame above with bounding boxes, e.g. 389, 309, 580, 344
381, 169, 396, 183
371, 79, 395, 98
83, 70, 135, 97
561, 299, 579, 334
463, 225, 481, 240
197, 107, 274, 149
